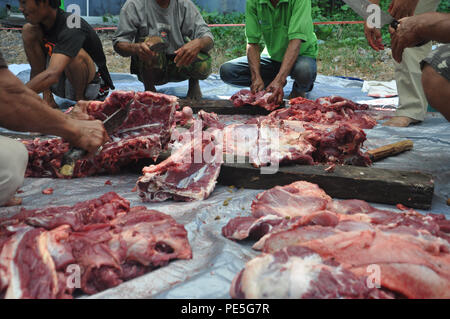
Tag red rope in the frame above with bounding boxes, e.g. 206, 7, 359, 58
0, 21, 365, 31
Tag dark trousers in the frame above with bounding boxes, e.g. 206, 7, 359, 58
219, 55, 317, 93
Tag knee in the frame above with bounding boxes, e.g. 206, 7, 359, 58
0, 142, 28, 206
22, 23, 43, 44
219, 62, 233, 83
291, 59, 316, 84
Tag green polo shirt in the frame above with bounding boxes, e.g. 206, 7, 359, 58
245, 0, 318, 62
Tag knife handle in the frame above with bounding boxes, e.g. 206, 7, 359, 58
390, 19, 429, 47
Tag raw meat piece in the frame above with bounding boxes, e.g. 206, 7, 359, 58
174, 106, 194, 127
223, 117, 371, 167
297, 229, 450, 299
0, 226, 70, 299
231, 245, 390, 299
42, 188, 54, 195
270, 96, 377, 129
223, 181, 450, 247
24, 192, 130, 231
69, 225, 123, 295
0, 192, 192, 298
252, 181, 332, 218
23, 90, 177, 178
231, 89, 280, 111
109, 207, 192, 268
223, 181, 450, 299
137, 131, 222, 202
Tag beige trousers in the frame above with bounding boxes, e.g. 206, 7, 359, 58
0, 136, 28, 206
394, 0, 441, 121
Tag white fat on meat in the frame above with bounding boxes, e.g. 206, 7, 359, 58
240, 253, 323, 299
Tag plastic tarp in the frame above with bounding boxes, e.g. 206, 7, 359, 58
1, 65, 449, 299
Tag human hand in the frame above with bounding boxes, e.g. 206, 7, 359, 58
69, 119, 110, 157
174, 39, 201, 67
69, 100, 92, 120
388, 0, 419, 20
250, 77, 265, 94
266, 78, 286, 105
389, 16, 423, 63
364, 22, 384, 51
135, 42, 156, 61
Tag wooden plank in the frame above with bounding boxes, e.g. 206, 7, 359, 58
217, 162, 434, 210
178, 99, 272, 115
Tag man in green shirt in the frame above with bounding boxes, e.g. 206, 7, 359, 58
220, 0, 318, 104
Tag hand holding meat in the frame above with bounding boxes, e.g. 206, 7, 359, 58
388, 0, 419, 20
266, 78, 286, 105
364, 23, 384, 51
250, 77, 265, 94
69, 100, 92, 120
174, 39, 202, 67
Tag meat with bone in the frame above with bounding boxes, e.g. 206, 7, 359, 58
230, 245, 391, 299
223, 181, 450, 298
0, 193, 192, 298
269, 96, 377, 129
223, 117, 371, 167
231, 89, 281, 111
137, 130, 222, 202
23, 90, 177, 178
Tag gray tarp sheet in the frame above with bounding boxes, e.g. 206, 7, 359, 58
1, 65, 449, 299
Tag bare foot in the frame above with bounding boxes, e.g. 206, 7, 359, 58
4, 196, 23, 207
288, 90, 306, 100
382, 116, 421, 127
187, 79, 202, 100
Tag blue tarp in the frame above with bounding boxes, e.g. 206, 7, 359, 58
1, 64, 449, 299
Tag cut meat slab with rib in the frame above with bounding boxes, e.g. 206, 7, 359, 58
230, 245, 391, 299
223, 117, 371, 168
137, 128, 222, 202
269, 96, 377, 129
0, 192, 192, 298
0, 226, 71, 299
231, 89, 281, 111
23, 90, 177, 178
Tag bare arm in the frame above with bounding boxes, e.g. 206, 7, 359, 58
26, 53, 71, 94
364, 0, 384, 51
247, 43, 264, 93
267, 39, 302, 104
388, 0, 419, 20
390, 12, 450, 63
0, 68, 109, 154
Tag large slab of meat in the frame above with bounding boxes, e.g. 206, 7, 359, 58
23, 90, 178, 178
0, 192, 191, 299
223, 117, 371, 167
223, 181, 450, 299
269, 96, 377, 129
231, 89, 281, 111
137, 116, 223, 202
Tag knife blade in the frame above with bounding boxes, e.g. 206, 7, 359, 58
343, 0, 397, 29
59, 99, 132, 177
343, 0, 428, 46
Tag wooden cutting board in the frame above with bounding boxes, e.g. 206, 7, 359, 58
218, 162, 434, 210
